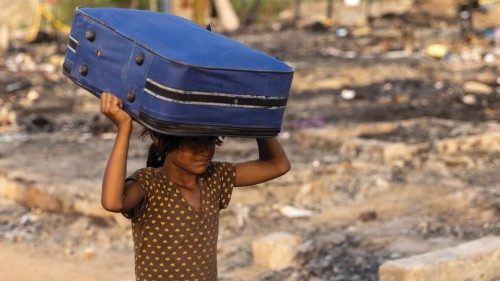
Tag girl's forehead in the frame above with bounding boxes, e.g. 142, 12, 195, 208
183, 136, 217, 142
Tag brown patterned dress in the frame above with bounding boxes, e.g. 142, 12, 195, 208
122, 162, 236, 281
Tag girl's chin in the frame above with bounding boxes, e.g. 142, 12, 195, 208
191, 163, 210, 173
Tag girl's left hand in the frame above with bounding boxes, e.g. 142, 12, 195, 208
100, 92, 132, 130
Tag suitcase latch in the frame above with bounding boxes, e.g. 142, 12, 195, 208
79, 64, 89, 76
127, 89, 136, 103
85, 30, 96, 42
135, 53, 145, 66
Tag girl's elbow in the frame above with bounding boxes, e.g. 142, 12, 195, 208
278, 160, 291, 175
101, 199, 123, 213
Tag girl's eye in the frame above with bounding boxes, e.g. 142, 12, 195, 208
183, 137, 220, 145
183, 138, 199, 143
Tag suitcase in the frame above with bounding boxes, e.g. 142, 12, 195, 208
62, 8, 293, 137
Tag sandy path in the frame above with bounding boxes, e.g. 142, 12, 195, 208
0, 242, 135, 281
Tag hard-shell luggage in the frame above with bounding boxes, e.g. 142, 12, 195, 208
63, 8, 293, 137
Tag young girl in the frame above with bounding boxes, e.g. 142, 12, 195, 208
99, 92, 291, 281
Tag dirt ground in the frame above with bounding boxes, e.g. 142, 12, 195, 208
0, 1, 499, 281
0, 230, 134, 281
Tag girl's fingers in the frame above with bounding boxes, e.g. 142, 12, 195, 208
111, 97, 121, 112
100, 92, 125, 115
102, 93, 113, 113
106, 93, 114, 110
100, 93, 107, 112
110, 96, 115, 111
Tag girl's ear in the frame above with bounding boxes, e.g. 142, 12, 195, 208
150, 131, 165, 149
152, 134, 160, 145
147, 143, 166, 168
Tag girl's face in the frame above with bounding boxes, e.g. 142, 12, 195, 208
167, 137, 217, 175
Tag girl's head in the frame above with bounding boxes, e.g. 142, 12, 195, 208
142, 129, 223, 174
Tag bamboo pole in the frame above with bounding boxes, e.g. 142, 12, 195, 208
149, 0, 158, 11
213, 0, 240, 31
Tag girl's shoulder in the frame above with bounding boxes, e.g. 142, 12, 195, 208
201, 161, 236, 180
128, 167, 163, 184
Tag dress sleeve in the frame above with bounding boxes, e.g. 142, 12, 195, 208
215, 162, 236, 210
121, 168, 151, 220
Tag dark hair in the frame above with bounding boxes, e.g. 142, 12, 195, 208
141, 128, 223, 168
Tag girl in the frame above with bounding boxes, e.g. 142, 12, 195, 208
99, 92, 290, 281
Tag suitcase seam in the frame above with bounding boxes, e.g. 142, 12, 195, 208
76, 8, 294, 74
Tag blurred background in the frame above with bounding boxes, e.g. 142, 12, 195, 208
0, 0, 499, 280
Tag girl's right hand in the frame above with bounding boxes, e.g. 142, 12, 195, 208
100, 92, 132, 130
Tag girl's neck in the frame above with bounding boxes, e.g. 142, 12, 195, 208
162, 161, 198, 190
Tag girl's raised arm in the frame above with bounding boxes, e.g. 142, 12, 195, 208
100, 92, 144, 213
234, 138, 291, 187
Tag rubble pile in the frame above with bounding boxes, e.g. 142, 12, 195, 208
299, 234, 391, 281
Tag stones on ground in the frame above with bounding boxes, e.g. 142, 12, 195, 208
463, 81, 494, 95
18, 213, 38, 226
0, 24, 7, 54
461, 94, 477, 105
425, 44, 449, 59
335, 27, 350, 38
0, 177, 64, 212
474, 72, 498, 85
5, 81, 30, 93
279, 205, 314, 218
64, 246, 75, 256
17, 89, 40, 107
379, 236, 500, 281
358, 210, 377, 222
233, 203, 251, 227
285, 270, 322, 281
340, 89, 356, 100
366, 237, 391, 249
435, 131, 500, 155
300, 233, 390, 281
344, 0, 361, 6
433, 81, 444, 90
0, 106, 16, 128
439, 155, 474, 168
81, 247, 97, 260
415, 0, 457, 18
297, 118, 500, 163
252, 232, 300, 270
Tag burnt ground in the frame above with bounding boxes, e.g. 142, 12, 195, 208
0, 6, 499, 281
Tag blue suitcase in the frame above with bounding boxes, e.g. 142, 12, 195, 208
63, 8, 293, 137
